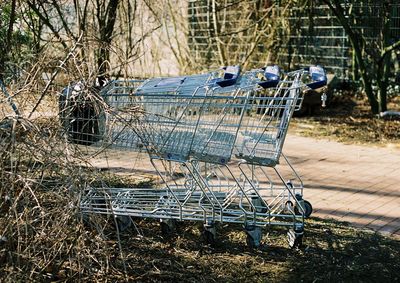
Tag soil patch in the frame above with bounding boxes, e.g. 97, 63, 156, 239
291, 93, 400, 147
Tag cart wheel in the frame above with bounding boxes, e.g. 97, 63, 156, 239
287, 225, 304, 249
244, 225, 262, 249
295, 200, 313, 218
303, 200, 313, 217
288, 232, 303, 249
202, 230, 216, 246
246, 234, 257, 249
203, 219, 216, 246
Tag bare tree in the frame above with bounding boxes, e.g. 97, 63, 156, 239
321, 0, 400, 114
95, 0, 120, 75
0, 0, 18, 80
187, 0, 295, 70
22, 0, 168, 78
25, 0, 121, 76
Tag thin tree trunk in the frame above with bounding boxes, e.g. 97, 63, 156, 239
0, 0, 17, 80
211, 0, 226, 65
97, 0, 120, 75
323, 0, 380, 114
378, 1, 392, 113
27, 1, 68, 49
378, 57, 389, 113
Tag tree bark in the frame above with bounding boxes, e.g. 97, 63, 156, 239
377, 0, 392, 113
323, 0, 380, 114
96, 0, 120, 75
0, 0, 17, 80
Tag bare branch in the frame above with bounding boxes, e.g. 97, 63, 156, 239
28, 35, 83, 118
27, 0, 68, 49
381, 39, 400, 58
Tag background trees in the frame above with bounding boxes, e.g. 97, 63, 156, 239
188, 0, 400, 114
1, 0, 399, 115
321, 0, 400, 114
1, 0, 170, 83
25, 0, 124, 77
0, 0, 35, 82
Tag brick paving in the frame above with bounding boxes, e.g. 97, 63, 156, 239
87, 134, 400, 238
284, 135, 400, 238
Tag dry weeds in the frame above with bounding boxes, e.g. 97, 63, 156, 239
1, 56, 399, 282
291, 93, 400, 147
0, 114, 399, 282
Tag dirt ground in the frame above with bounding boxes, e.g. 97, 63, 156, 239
1, 88, 399, 282
291, 93, 400, 147
4, 169, 399, 282
61, 216, 400, 282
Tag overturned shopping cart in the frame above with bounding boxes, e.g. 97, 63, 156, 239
60, 65, 327, 248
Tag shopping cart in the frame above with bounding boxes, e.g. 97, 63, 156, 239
64, 65, 327, 248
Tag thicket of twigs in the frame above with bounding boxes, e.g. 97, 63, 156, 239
0, 52, 140, 281
0, 117, 120, 281
1, 48, 399, 282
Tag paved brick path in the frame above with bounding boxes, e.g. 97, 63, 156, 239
284, 135, 400, 238
88, 135, 400, 238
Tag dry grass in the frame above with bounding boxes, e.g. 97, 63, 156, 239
1, 141, 399, 282
0, 115, 147, 282
1, 62, 399, 281
2, 160, 399, 282
0, 115, 399, 282
291, 93, 400, 147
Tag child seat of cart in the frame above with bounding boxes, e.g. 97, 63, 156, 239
144, 66, 241, 93
223, 65, 240, 80
236, 66, 299, 165
210, 65, 240, 87
154, 76, 186, 87
306, 65, 327, 90
258, 65, 280, 89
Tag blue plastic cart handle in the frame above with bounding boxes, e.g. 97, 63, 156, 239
258, 65, 280, 89
306, 66, 327, 90
215, 65, 241, 87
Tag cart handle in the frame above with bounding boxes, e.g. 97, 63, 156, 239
258, 65, 280, 89
306, 65, 327, 90
214, 65, 241, 87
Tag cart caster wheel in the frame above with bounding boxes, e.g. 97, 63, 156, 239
294, 194, 313, 218
246, 234, 258, 249
302, 200, 313, 217
203, 219, 216, 246
287, 224, 304, 249
160, 219, 176, 236
294, 199, 313, 218
245, 224, 262, 249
